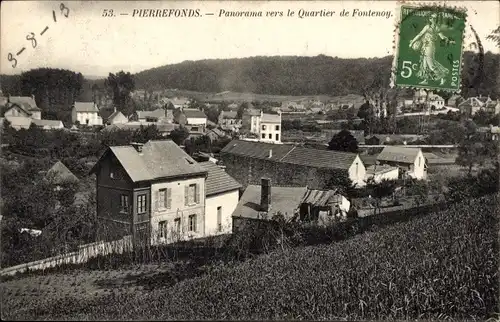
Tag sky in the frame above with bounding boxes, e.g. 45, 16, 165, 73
1, 0, 499, 77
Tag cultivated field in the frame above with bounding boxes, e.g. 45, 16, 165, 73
2, 195, 497, 320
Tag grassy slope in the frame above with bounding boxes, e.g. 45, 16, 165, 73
2, 196, 498, 320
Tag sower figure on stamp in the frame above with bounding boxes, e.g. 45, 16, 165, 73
409, 13, 456, 85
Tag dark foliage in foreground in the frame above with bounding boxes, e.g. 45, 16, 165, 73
4, 195, 498, 320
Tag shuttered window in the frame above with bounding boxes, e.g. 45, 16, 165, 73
158, 188, 171, 209
185, 184, 199, 205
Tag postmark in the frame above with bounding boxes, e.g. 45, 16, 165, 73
391, 3, 467, 92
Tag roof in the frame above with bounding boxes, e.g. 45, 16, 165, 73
377, 146, 421, 164
108, 110, 126, 121
222, 111, 238, 119
45, 161, 79, 185
208, 128, 226, 138
232, 185, 307, 219
136, 109, 165, 119
8, 96, 40, 111
261, 113, 281, 123
423, 152, 456, 165
366, 164, 398, 175
359, 154, 378, 166
183, 109, 207, 119
90, 140, 207, 182
299, 189, 343, 207
221, 140, 358, 170
74, 102, 99, 113
199, 161, 242, 196
32, 119, 63, 127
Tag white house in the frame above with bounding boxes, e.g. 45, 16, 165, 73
72, 102, 103, 126
183, 109, 207, 126
199, 162, 241, 236
427, 93, 445, 110
376, 146, 427, 180
259, 111, 282, 143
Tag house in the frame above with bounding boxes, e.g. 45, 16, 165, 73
259, 111, 282, 143
31, 119, 64, 130
183, 109, 207, 126
477, 125, 500, 141
219, 110, 241, 129
168, 97, 190, 109
376, 146, 427, 180
220, 139, 366, 189
458, 95, 498, 115
491, 126, 500, 141
365, 164, 399, 183
106, 110, 128, 125
199, 161, 241, 235
242, 108, 262, 134
3, 96, 41, 120
89, 140, 241, 245
72, 102, 103, 126
232, 178, 350, 230
427, 93, 445, 110
131, 109, 166, 122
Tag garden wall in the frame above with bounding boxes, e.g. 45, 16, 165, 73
0, 236, 133, 276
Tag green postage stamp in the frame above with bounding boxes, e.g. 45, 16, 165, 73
392, 3, 467, 92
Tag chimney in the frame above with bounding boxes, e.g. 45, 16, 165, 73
260, 178, 271, 212
130, 142, 144, 153
268, 149, 272, 158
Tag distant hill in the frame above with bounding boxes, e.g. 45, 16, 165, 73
133, 52, 499, 99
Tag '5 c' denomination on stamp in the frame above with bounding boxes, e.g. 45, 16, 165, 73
392, 4, 467, 92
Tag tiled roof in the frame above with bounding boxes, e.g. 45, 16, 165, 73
377, 146, 421, 164
74, 102, 98, 113
299, 189, 343, 207
261, 113, 281, 123
136, 109, 165, 119
91, 140, 206, 182
199, 161, 241, 196
222, 111, 238, 119
32, 119, 64, 128
232, 185, 307, 219
365, 164, 398, 175
221, 140, 358, 170
8, 96, 40, 111
183, 109, 207, 119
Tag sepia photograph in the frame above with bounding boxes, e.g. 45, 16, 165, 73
0, 0, 499, 320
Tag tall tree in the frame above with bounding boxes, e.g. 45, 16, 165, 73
328, 130, 359, 153
105, 71, 135, 116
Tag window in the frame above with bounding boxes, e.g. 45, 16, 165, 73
261, 133, 266, 139
275, 133, 279, 141
262, 125, 266, 131
137, 194, 147, 214
189, 214, 197, 232
217, 206, 222, 232
268, 133, 272, 139
275, 125, 280, 131
174, 218, 181, 235
185, 184, 199, 205
120, 195, 129, 213
192, 126, 199, 131
158, 221, 167, 239
158, 188, 171, 209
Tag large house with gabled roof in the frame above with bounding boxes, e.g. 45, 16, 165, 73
72, 102, 103, 126
90, 140, 241, 245
3, 95, 42, 120
376, 146, 427, 180
220, 139, 366, 189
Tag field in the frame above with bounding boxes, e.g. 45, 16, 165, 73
1, 195, 498, 320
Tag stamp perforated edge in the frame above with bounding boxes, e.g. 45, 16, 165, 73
389, 1, 469, 94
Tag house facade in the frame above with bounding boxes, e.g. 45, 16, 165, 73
220, 139, 366, 189
183, 109, 207, 126
259, 111, 282, 143
90, 140, 241, 246
376, 146, 427, 180
72, 102, 103, 126
458, 96, 499, 115
219, 111, 242, 130
131, 109, 166, 122
106, 110, 128, 125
